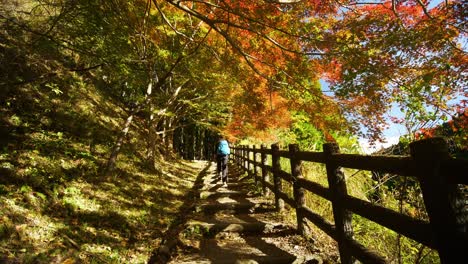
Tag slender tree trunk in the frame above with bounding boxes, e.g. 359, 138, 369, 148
197, 128, 204, 160
179, 125, 185, 158
173, 124, 180, 153
104, 110, 136, 176
164, 117, 173, 155
161, 117, 166, 152
145, 81, 157, 169
147, 122, 157, 167
184, 125, 191, 159
189, 125, 195, 160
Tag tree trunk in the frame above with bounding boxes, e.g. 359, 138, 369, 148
145, 81, 157, 169
164, 117, 173, 155
104, 111, 135, 176
185, 125, 192, 159
197, 128, 204, 160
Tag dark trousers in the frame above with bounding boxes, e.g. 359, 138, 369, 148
216, 154, 229, 183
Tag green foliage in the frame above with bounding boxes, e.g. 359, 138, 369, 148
290, 112, 325, 151
331, 132, 361, 154
273, 111, 361, 154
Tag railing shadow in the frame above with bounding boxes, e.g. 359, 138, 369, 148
147, 162, 211, 264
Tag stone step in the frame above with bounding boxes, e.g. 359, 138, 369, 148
202, 181, 254, 191
203, 181, 250, 187
185, 221, 272, 235
200, 190, 256, 199
169, 237, 299, 264
197, 202, 254, 214
225, 181, 253, 186
169, 255, 298, 264
162, 163, 325, 264
196, 202, 275, 214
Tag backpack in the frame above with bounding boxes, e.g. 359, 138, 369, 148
217, 140, 230, 155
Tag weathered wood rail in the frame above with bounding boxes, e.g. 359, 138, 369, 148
231, 138, 467, 264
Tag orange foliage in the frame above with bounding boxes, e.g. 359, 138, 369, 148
415, 127, 436, 139
160, 0, 466, 142
415, 108, 467, 149
224, 76, 291, 140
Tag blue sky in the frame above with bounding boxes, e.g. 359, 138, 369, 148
319, 78, 465, 153
319, 79, 401, 152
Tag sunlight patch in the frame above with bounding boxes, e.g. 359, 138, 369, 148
1, 198, 65, 248
80, 243, 119, 260
122, 208, 148, 219
63, 186, 101, 212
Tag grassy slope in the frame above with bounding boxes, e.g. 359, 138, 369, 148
0, 74, 204, 263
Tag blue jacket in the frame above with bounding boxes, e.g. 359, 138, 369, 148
217, 139, 230, 155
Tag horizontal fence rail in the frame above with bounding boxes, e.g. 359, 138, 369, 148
230, 138, 467, 264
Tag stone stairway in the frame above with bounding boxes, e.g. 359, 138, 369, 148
168, 162, 321, 264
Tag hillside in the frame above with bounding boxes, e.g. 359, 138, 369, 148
0, 72, 208, 262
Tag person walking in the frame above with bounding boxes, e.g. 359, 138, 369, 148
215, 136, 230, 187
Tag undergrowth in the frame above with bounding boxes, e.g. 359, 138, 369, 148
0, 75, 205, 263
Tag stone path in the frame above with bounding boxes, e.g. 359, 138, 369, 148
168, 162, 321, 264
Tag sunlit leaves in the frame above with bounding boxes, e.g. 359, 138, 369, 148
316, 0, 467, 140
3, 0, 465, 143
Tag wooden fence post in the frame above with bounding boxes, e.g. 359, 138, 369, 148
238, 145, 242, 168
289, 144, 306, 235
232, 146, 235, 165
237, 145, 242, 168
241, 145, 245, 171
247, 145, 252, 177
261, 144, 269, 196
236, 146, 239, 167
238, 145, 241, 168
253, 145, 258, 184
237, 146, 241, 167
238, 146, 241, 167
410, 138, 467, 264
324, 142, 353, 264
271, 143, 284, 212
243, 145, 248, 171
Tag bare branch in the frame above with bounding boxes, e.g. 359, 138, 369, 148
153, 0, 194, 40
415, 0, 433, 20
172, 0, 326, 47
69, 64, 104, 72
164, 0, 327, 81
0, 14, 107, 62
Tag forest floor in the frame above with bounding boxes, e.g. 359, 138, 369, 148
0, 66, 215, 263
0, 157, 209, 263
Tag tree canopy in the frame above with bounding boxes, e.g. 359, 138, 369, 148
2, 0, 466, 142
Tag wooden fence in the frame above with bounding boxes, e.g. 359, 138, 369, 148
231, 138, 467, 264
